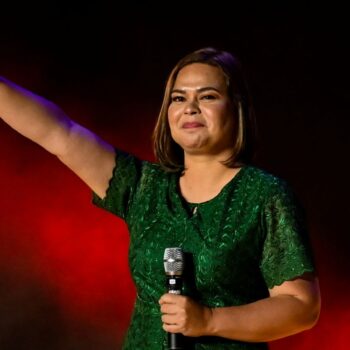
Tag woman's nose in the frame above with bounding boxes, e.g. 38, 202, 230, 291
184, 99, 200, 115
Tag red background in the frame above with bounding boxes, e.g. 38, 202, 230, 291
0, 3, 349, 349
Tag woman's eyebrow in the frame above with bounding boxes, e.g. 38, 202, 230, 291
171, 86, 221, 94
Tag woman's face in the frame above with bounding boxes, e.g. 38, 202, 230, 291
168, 63, 235, 157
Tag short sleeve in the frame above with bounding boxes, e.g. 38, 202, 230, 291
92, 149, 142, 220
260, 182, 315, 288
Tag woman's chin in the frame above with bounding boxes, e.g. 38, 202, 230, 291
177, 136, 207, 150
182, 143, 208, 155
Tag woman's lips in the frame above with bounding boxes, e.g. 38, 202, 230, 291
182, 122, 204, 129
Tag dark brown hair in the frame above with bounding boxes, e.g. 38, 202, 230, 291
153, 47, 257, 172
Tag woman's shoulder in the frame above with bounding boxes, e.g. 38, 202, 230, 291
116, 149, 166, 175
243, 164, 292, 197
124, 154, 173, 187
141, 160, 169, 180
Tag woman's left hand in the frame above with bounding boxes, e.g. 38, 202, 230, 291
159, 293, 212, 337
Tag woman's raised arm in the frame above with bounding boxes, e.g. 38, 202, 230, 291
0, 77, 115, 198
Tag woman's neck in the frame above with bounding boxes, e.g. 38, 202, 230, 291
179, 154, 242, 203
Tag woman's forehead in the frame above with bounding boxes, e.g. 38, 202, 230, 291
173, 63, 227, 91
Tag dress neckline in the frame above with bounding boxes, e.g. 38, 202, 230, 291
184, 165, 248, 206
170, 165, 249, 219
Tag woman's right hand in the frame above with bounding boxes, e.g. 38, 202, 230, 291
0, 77, 116, 198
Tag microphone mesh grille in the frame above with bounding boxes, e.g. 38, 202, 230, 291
163, 247, 184, 275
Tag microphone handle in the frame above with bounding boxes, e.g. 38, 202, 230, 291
168, 332, 185, 350
166, 275, 185, 350
167, 275, 182, 295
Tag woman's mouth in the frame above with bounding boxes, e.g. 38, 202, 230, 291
182, 122, 204, 129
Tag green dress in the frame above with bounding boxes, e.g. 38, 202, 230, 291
93, 150, 315, 350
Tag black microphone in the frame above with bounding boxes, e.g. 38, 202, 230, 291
163, 247, 185, 350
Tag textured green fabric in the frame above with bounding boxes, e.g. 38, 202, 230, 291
92, 149, 315, 350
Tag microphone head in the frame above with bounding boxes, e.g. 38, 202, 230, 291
163, 247, 184, 276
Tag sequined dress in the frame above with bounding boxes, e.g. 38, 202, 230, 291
93, 150, 315, 350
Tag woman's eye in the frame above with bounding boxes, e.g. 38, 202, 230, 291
171, 95, 185, 102
201, 94, 216, 100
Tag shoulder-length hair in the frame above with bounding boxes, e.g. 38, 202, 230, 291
153, 47, 257, 172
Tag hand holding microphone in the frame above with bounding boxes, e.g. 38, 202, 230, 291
162, 247, 185, 350
160, 248, 213, 348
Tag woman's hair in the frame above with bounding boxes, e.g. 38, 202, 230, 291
153, 47, 257, 172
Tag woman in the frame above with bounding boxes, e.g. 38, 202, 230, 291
0, 48, 321, 349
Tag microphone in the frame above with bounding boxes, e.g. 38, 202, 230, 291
163, 247, 185, 350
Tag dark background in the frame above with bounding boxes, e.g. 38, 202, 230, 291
1, 2, 349, 349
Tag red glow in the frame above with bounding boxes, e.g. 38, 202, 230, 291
0, 126, 136, 341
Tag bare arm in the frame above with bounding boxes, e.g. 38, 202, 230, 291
160, 274, 321, 342
0, 77, 115, 198
206, 275, 321, 341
